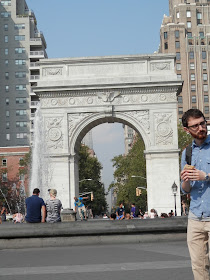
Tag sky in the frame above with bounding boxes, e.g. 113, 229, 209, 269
26, 0, 169, 190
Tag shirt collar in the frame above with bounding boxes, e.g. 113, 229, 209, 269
192, 134, 210, 148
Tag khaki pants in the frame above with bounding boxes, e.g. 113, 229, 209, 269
187, 219, 210, 280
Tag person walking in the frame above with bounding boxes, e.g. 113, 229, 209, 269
181, 108, 210, 280
25, 188, 46, 223
74, 196, 88, 221
45, 189, 62, 223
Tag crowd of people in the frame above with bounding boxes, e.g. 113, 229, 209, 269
103, 202, 183, 220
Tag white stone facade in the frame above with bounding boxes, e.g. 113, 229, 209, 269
34, 54, 183, 216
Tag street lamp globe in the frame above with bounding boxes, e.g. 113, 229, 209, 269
172, 181, 178, 194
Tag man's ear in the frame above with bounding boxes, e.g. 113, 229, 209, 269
183, 127, 190, 134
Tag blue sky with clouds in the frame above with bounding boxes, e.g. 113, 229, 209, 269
26, 0, 169, 189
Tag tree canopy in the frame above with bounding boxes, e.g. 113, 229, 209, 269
78, 144, 107, 216
111, 135, 147, 213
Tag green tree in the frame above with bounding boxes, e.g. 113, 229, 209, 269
111, 135, 147, 212
78, 144, 107, 216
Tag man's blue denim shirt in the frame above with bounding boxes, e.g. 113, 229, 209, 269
181, 134, 210, 218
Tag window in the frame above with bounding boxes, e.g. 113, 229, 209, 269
187, 11, 191, 18
14, 24, 25, 29
204, 84, 208, 92
175, 30, 179, 38
178, 107, 183, 114
176, 63, 181, 70
16, 133, 27, 139
19, 174, 24, 181
16, 97, 26, 104
15, 72, 26, 78
177, 74, 182, 80
6, 122, 9, 129
15, 60, 26, 65
178, 96, 183, 103
202, 62, 207, 70
199, 32, 204, 38
6, 134, 10, 141
2, 159, 7, 167
175, 41, 180, 49
6, 111, 9, 117
16, 85, 26, 91
203, 73, 208, 81
187, 22, 192, 29
191, 85, 196, 91
202, 51, 206, 59
1, 1, 11, 5
4, 35, 8, 43
190, 63, 195, 70
5, 72, 9, 79
5, 60, 8, 66
204, 95, 209, 102
15, 48, 25, 54
191, 74, 195, 81
16, 110, 26, 116
5, 98, 9, 105
164, 32, 168, 39
176, 52, 181, 60
189, 51, 194, 59
204, 106, 209, 114
5, 85, 9, 92
16, 121, 27, 127
4, 48, 8, 55
1, 12, 11, 18
192, 96, 196, 103
197, 12, 202, 19
15, 35, 25, 41
4, 24, 8, 31
2, 173, 7, 182
177, 12, 180, 19
164, 42, 168, 50
187, 32, 192, 38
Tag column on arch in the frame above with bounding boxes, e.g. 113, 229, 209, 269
145, 151, 181, 216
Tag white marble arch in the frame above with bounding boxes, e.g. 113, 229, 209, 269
34, 54, 183, 216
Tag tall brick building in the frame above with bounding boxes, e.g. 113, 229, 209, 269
159, 0, 210, 122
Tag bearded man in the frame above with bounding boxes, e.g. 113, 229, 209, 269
181, 109, 210, 280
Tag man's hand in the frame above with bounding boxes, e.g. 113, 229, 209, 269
181, 168, 206, 182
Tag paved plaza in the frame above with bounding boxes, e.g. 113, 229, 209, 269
0, 240, 193, 280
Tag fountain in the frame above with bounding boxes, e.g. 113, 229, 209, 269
29, 103, 54, 202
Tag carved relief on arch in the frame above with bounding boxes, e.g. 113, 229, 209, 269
125, 110, 150, 134
45, 117, 63, 150
43, 67, 63, 76
154, 113, 173, 146
68, 113, 92, 137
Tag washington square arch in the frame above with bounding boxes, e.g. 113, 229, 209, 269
33, 54, 183, 216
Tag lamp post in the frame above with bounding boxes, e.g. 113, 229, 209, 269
171, 181, 178, 216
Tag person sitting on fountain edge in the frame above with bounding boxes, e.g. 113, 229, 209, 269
25, 188, 46, 223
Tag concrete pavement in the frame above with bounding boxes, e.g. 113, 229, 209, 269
0, 241, 193, 280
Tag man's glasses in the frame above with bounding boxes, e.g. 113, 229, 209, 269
187, 120, 207, 130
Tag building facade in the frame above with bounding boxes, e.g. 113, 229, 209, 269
159, 0, 210, 121
0, 0, 47, 147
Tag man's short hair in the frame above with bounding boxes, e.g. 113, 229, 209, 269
182, 109, 205, 128
33, 188, 40, 195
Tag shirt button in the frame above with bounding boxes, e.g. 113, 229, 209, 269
202, 200, 204, 203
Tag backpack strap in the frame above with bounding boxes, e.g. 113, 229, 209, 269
185, 144, 192, 165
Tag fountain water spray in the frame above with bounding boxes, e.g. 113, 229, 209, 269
29, 103, 53, 202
